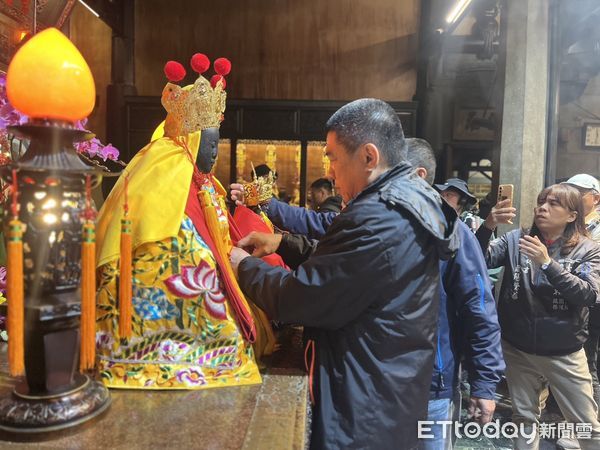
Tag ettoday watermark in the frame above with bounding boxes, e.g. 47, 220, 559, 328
418, 420, 593, 443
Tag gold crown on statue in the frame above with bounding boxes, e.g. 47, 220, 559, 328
243, 163, 275, 207
161, 53, 231, 137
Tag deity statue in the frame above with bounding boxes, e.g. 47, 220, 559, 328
94, 54, 274, 389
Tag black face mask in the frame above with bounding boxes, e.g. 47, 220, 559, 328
196, 127, 219, 174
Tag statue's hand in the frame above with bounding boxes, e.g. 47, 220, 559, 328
237, 231, 283, 258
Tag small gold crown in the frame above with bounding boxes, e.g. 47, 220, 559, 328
243, 164, 275, 207
161, 54, 230, 138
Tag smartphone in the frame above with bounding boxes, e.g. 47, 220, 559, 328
497, 184, 514, 207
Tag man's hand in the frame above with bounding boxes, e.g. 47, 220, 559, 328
484, 198, 516, 230
230, 183, 245, 206
467, 397, 496, 424
519, 235, 551, 265
230, 247, 251, 277
237, 231, 283, 257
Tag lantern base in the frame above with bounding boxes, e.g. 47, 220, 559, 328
0, 374, 110, 435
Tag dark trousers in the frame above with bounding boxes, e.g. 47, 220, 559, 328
584, 327, 600, 412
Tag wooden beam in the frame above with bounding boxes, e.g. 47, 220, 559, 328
80, 0, 125, 36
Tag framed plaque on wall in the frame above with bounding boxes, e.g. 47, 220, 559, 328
453, 107, 497, 141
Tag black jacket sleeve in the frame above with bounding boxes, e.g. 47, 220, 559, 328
237, 210, 414, 330
276, 233, 318, 270
477, 226, 510, 270
543, 244, 600, 306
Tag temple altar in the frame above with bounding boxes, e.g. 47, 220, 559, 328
0, 328, 310, 449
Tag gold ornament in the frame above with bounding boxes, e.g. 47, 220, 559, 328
243, 163, 275, 206
236, 143, 247, 182
162, 76, 226, 138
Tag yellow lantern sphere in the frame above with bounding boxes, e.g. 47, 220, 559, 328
6, 28, 96, 122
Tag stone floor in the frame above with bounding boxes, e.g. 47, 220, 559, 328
454, 379, 563, 450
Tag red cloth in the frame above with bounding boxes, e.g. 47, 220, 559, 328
184, 185, 256, 343
232, 205, 289, 269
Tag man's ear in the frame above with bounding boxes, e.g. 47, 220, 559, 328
363, 143, 380, 170
415, 167, 428, 181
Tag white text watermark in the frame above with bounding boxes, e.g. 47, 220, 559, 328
417, 420, 593, 443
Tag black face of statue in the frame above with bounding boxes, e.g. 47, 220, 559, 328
197, 127, 220, 174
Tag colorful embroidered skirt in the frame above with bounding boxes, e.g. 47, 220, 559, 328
96, 216, 261, 389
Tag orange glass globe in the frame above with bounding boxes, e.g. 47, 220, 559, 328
6, 28, 96, 122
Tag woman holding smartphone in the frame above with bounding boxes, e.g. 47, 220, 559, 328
478, 183, 600, 449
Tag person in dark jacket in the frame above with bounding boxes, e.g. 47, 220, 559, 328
477, 184, 600, 449
230, 99, 458, 450
309, 177, 343, 213
563, 174, 600, 412
235, 137, 504, 450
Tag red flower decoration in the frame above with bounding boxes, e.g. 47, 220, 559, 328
164, 61, 186, 82
191, 53, 210, 74
165, 262, 227, 320
210, 75, 226, 89
214, 58, 231, 76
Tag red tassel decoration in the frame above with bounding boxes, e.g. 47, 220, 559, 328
7, 169, 24, 376
118, 175, 133, 338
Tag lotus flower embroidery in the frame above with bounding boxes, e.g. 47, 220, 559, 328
165, 262, 227, 319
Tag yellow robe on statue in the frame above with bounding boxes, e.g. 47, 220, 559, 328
95, 132, 270, 389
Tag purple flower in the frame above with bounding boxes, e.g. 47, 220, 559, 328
76, 138, 101, 157
74, 118, 88, 130
99, 143, 119, 161
175, 368, 206, 386
0, 99, 27, 129
0, 266, 6, 293
75, 138, 120, 162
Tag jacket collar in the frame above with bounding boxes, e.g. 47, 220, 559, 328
348, 163, 413, 205
375, 162, 459, 259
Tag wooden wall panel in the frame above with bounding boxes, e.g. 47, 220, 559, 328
135, 0, 420, 101
69, 2, 111, 143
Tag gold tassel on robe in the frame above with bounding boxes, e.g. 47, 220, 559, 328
198, 190, 276, 359
119, 175, 133, 338
80, 175, 96, 370
7, 170, 24, 376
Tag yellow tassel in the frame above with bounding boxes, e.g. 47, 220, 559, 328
7, 219, 24, 377
118, 218, 133, 338
259, 211, 274, 233
199, 191, 276, 356
199, 191, 228, 258
80, 221, 96, 371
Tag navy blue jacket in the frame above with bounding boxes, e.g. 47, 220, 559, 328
238, 164, 458, 450
434, 221, 504, 400
266, 192, 504, 401
266, 197, 337, 239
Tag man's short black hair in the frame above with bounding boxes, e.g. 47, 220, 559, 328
325, 98, 406, 167
252, 164, 276, 179
406, 138, 436, 185
310, 177, 334, 192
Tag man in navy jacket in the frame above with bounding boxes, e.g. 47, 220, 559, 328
232, 137, 504, 449
231, 99, 458, 449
